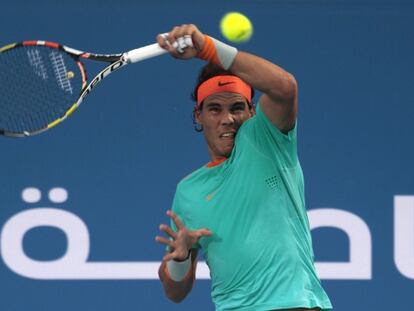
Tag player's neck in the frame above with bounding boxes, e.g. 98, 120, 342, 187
206, 157, 227, 168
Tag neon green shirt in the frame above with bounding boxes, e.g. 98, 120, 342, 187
171, 103, 332, 311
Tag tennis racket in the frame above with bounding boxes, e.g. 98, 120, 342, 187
0, 40, 168, 138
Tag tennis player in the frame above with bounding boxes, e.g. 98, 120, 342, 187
155, 24, 332, 311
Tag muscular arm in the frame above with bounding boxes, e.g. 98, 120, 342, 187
157, 24, 298, 133
158, 249, 199, 303
229, 51, 298, 133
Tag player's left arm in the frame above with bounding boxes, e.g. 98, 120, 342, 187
157, 24, 297, 134
228, 52, 298, 134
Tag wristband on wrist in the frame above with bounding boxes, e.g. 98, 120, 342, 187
166, 250, 192, 282
197, 35, 238, 70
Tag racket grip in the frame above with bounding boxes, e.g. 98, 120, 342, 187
124, 43, 167, 63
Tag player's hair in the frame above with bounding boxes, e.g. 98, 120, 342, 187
191, 63, 255, 132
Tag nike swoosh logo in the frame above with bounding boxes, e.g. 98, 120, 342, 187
218, 81, 235, 87
205, 191, 217, 201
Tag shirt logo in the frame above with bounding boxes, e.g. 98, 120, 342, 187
205, 191, 217, 201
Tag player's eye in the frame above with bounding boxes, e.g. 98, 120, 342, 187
208, 105, 221, 112
231, 102, 246, 112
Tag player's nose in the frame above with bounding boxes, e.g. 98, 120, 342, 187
221, 111, 235, 125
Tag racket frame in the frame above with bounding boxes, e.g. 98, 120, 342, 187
0, 40, 166, 137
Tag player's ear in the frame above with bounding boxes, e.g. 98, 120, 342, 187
248, 102, 256, 116
192, 107, 204, 132
194, 108, 202, 124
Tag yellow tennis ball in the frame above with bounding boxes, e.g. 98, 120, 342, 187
220, 12, 253, 43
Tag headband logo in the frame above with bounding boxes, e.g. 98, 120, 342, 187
197, 75, 251, 106
218, 81, 235, 87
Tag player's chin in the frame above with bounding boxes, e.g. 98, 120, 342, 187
219, 142, 234, 158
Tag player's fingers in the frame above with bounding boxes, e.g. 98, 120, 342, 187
169, 24, 187, 40
195, 228, 213, 237
156, 33, 166, 45
167, 210, 185, 230
156, 33, 174, 53
177, 25, 197, 46
163, 250, 186, 262
163, 252, 174, 262
159, 224, 177, 239
170, 25, 195, 53
176, 37, 187, 54
155, 235, 174, 247
181, 24, 204, 51
166, 24, 203, 57
156, 33, 169, 48
167, 26, 180, 47
184, 35, 194, 47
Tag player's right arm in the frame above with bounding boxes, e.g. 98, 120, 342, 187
156, 210, 212, 302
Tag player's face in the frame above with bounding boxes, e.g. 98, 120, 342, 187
196, 92, 254, 161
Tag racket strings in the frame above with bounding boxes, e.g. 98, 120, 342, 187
0, 45, 83, 135
50, 50, 74, 95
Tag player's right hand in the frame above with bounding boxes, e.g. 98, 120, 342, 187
155, 210, 212, 261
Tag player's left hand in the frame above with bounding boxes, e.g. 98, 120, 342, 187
156, 24, 205, 60
156, 210, 212, 261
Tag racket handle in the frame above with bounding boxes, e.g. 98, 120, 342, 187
124, 43, 167, 63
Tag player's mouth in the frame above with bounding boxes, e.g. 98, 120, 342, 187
219, 131, 236, 140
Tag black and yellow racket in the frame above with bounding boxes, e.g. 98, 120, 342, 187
0, 40, 168, 137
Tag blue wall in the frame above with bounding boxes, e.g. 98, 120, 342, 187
1, 1, 413, 310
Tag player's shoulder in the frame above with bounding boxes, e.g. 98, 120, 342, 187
238, 101, 297, 143
176, 164, 208, 191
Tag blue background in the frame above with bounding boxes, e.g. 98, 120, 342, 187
1, 0, 413, 310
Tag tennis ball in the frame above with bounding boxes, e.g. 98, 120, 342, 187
220, 12, 253, 43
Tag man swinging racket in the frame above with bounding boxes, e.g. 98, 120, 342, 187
155, 24, 332, 311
